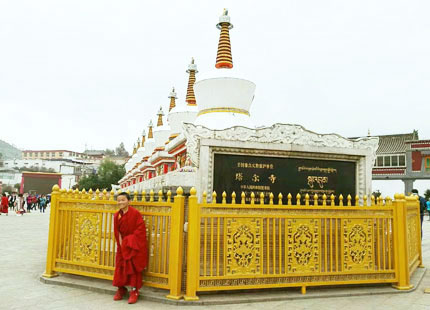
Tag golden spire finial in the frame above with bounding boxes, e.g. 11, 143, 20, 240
132, 143, 136, 155
367, 129, 371, 137
156, 106, 164, 126
148, 120, 153, 139
136, 137, 141, 149
141, 129, 146, 147
185, 58, 198, 106
168, 87, 177, 112
215, 9, 233, 69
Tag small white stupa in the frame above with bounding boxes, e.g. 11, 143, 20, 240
193, 9, 256, 130
135, 129, 146, 161
143, 120, 156, 158
168, 59, 199, 139
124, 144, 135, 172
153, 106, 171, 148
127, 142, 140, 170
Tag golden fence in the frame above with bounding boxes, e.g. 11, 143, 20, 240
405, 196, 422, 276
43, 186, 185, 300
43, 186, 422, 301
184, 190, 423, 300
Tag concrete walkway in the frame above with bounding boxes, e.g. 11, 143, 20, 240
1, 209, 430, 309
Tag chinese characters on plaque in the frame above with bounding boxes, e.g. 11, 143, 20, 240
213, 154, 356, 204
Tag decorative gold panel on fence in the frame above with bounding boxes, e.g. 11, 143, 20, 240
73, 212, 101, 264
225, 218, 261, 275
343, 219, 373, 271
287, 219, 319, 273
407, 212, 419, 265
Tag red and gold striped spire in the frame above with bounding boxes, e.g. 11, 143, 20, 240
168, 87, 177, 111
185, 58, 198, 106
215, 9, 233, 69
156, 106, 164, 126
148, 120, 153, 139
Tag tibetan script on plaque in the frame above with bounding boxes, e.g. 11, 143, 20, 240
213, 154, 356, 204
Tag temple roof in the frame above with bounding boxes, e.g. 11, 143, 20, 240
373, 132, 418, 154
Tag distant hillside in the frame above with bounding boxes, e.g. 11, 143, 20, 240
0, 139, 22, 160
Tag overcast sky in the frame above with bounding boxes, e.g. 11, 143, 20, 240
1, 0, 429, 155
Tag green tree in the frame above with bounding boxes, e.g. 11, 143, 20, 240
2, 184, 13, 194
78, 173, 99, 191
104, 149, 115, 156
115, 142, 129, 157
77, 159, 125, 191
2, 183, 20, 194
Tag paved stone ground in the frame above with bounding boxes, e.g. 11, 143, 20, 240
1, 209, 430, 309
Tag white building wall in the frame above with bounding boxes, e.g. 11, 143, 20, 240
61, 175, 77, 189
2, 158, 99, 191
0, 171, 22, 186
3, 159, 96, 174
3, 159, 62, 171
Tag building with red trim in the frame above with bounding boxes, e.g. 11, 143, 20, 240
22, 150, 100, 161
370, 131, 430, 193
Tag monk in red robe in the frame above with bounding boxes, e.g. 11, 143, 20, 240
1, 194, 9, 215
113, 192, 148, 304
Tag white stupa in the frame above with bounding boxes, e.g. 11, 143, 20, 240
143, 120, 156, 158
153, 107, 171, 148
125, 142, 139, 172
193, 9, 256, 130
135, 129, 146, 163
168, 59, 199, 139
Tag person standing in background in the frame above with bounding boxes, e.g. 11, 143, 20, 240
39, 195, 47, 213
8, 193, 15, 211
33, 195, 38, 211
1, 193, 9, 215
427, 198, 430, 221
26, 194, 32, 213
15, 194, 25, 215
411, 189, 427, 239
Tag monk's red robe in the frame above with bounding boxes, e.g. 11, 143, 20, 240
1, 197, 8, 214
113, 206, 148, 289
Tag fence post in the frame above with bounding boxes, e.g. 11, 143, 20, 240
42, 185, 60, 278
418, 200, 424, 268
392, 193, 413, 290
184, 187, 200, 301
407, 196, 424, 268
166, 187, 185, 300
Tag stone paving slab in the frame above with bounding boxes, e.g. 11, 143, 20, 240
40, 268, 427, 306
2, 208, 430, 309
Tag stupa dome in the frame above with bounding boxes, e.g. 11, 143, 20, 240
168, 103, 198, 134
193, 9, 255, 130
167, 59, 199, 136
